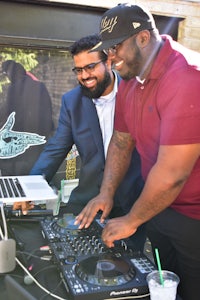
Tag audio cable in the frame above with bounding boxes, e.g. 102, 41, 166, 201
16, 256, 69, 300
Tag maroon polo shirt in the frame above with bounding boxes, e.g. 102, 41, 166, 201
115, 35, 200, 219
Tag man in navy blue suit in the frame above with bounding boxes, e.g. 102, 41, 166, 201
14, 34, 146, 251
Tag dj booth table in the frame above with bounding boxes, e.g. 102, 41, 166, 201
0, 204, 182, 300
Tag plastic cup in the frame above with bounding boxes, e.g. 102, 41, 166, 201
146, 270, 180, 300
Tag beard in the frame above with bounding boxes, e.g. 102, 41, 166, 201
80, 71, 111, 99
121, 44, 142, 81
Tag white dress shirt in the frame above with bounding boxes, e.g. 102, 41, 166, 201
93, 72, 118, 157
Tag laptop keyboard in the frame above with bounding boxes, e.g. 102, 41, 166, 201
0, 178, 26, 198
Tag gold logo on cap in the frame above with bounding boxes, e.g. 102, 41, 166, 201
132, 22, 141, 29
100, 16, 118, 34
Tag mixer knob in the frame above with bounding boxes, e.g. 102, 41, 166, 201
100, 246, 105, 252
71, 244, 76, 250
87, 248, 92, 254
94, 246, 99, 253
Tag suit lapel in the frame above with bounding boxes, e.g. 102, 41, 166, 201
82, 96, 105, 161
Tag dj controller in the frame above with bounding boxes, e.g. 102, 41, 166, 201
41, 214, 155, 300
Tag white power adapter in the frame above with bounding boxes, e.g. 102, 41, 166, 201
0, 238, 16, 273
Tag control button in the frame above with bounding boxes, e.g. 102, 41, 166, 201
64, 255, 77, 264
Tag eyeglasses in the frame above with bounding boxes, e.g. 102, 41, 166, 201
103, 44, 120, 56
103, 34, 139, 55
72, 60, 104, 75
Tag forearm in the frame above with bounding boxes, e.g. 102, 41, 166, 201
101, 144, 200, 247
128, 162, 188, 229
100, 130, 135, 198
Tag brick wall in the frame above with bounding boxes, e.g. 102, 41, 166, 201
136, 0, 200, 52
33, 50, 76, 128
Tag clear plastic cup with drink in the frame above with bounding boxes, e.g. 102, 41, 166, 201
146, 270, 180, 300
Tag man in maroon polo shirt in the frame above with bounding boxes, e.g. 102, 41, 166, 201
76, 4, 200, 300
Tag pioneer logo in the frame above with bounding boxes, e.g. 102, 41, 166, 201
110, 287, 139, 296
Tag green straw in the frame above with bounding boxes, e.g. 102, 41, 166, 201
155, 248, 164, 287
61, 179, 65, 196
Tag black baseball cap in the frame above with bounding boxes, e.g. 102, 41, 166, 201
92, 3, 156, 51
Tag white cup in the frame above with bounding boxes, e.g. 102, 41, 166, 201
146, 270, 180, 300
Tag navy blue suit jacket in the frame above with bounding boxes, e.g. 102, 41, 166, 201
31, 80, 144, 213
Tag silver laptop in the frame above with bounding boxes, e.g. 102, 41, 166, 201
0, 175, 57, 203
